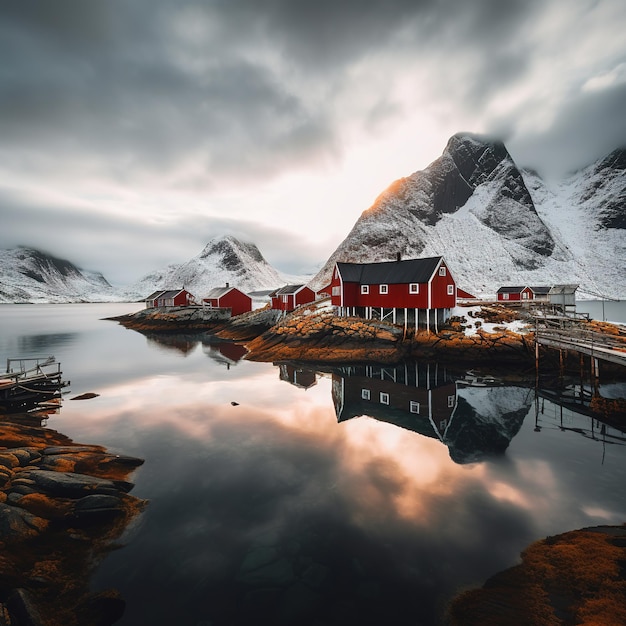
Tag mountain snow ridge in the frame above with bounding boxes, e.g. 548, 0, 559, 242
125, 235, 307, 300
0, 247, 118, 303
310, 134, 625, 299
2, 136, 624, 303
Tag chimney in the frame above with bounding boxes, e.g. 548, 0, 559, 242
226, 282, 229, 288
396, 252, 401, 262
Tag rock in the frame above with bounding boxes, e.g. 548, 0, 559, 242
0, 502, 46, 539
43, 446, 104, 455
75, 591, 126, 626
18, 470, 120, 498
69, 393, 100, 400
70, 494, 126, 523
7, 589, 44, 626
0, 453, 20, 469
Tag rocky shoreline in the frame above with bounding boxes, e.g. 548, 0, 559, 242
447, 524, 626, 625
109, 303, 540, 366
0, 412, 145, 626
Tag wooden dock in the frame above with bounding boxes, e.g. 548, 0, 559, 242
535, 327, 626, 368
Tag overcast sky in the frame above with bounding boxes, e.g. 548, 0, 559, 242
1, 0, 625, 285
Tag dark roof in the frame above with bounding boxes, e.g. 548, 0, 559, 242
496, 286, 528, 294
205, 286, 234, 299
159, 289, 185, 299
336, 257, 443, 284
275, 284, 306, 295
529, 286, 551, 295
145, 290, 166, 300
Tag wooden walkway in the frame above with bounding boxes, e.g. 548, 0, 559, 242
535, 327, 626, 368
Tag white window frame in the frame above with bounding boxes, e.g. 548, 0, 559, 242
522, 291, 529, 299
361, 284, 369, 295
502, 293, 509, 300
380, 392, 389, 405
361, 388, 370, 400
409, 283, 419, 294
332, 286, 340, 296
410, 401, 420, 414
447, 395, 455, 408
282, 294, 289, 303
447, 284, 454, 296
379, 284, 388, 294
439, 267, 446, 276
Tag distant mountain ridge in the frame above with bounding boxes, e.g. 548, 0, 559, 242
126, 235, 304, 300
2, 135, 624, 303
0, 237, 304, 304
0, 247, 117, 303
310, 133, 626, 298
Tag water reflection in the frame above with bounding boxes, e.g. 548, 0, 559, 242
3, 306, 625, 626
16, 332, 78, 353
318, 362, 527, 464
269, 361, 625, 467
137, 330, 248, 368
277, 364, 318, 389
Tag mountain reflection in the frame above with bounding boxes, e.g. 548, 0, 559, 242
138, 331, 248, 366
324, 362, 529, 464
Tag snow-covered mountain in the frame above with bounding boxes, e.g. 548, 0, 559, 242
310, 133, 626, 299
0, 247, 119, 303
127, 235, 304, 299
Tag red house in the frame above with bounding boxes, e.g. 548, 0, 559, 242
203, 284, 252, 317
496, 286, 533, 302
145, 289, 194, 308
269, 284, 316, 312
330, 256, 456, 332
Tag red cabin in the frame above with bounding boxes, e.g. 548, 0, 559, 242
203, 284, 252, 317
145, 289, 194, 308
270, 284, 316, 312
330, 256, 456, 332
496, 286, 533, 302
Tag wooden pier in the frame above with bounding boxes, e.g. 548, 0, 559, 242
535, 327, 626, 368
532, 311, 626, 393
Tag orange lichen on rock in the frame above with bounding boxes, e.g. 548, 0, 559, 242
0, 414, 146, 626
15, 493, 73, 519
447, 526, 626, 626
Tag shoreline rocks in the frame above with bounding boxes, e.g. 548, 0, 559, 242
0, 413, 146, 626
447, 524, 626, 625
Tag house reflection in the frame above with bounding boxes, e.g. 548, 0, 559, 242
277, 364, 318, 389
203, 341, 248, 368
331, 363, 457, 442
142, 332, 200, 355
329, 362, 534, 464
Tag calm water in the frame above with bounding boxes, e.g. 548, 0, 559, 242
1, 303, 625, 626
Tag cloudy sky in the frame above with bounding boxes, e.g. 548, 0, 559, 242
1, 0, 625, 285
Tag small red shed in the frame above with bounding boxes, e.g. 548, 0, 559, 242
496, 286, 533, 302
270, 284, 316, 312
203, 284, 252, 317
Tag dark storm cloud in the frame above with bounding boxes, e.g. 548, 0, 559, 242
0, 0, 544, 185
1, 0, 624, 283
508, 82, 626, 178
